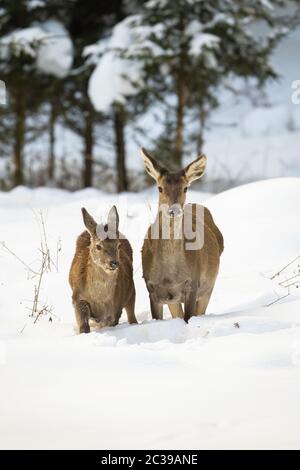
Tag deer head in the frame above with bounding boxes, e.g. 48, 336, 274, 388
141, 148, 207, 217
81, 206, 121, 272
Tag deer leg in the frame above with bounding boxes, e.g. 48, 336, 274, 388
125, 291, 138, 324
74, 299, 91, 334
168, 303, 184, 319
196, 288, 214, 316
150, 297, 163, 320
184, 283, 197, 323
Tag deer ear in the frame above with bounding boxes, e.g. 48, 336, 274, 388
81, 208, 97, 237
141, 147, 165, 183
107, 205, 119, 232
184, 154, 207, 183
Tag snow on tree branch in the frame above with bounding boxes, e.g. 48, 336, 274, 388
0, 20, 73, 78
85, 17, 144, 112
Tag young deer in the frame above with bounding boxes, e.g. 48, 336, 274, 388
141, 148, 223, 323
69, 206, 137, 333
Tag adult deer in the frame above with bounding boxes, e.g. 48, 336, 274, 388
141, 148, 223, 323
69, 206, 137, 333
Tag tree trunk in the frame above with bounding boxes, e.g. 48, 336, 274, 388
48, 102, 56, 182
114, 104, 128, 192
197, 105, 207, 155
83, 108, 94, 188
13, 88, 25, 187
174, 75, 185, 168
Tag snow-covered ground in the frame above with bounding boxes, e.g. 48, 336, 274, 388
1, 178, 300, 449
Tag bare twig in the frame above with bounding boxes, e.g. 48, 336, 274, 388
280, 280, 299, 290
270, 255, 300, 280
279, 273, 300, 286
29, 212, 53, 324
266, 294, 290, 307
19, 323, 27, 334
0, 241, 38, 276
55, 238, 62, 272
2, 211, 59, 332
267, 255, 300, 307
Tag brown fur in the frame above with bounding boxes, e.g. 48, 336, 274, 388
141, 148, 223, 322
69, 207, 137, 333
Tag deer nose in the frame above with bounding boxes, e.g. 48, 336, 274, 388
167, 293, 173, 301
168, 205, 183, 218
110, 261, 119, 270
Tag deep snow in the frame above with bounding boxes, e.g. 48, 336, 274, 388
1, 178, 300, 449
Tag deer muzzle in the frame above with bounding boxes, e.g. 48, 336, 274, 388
167, 204, 183, 218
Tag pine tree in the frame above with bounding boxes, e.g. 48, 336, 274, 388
61, 0, 130, 188
0, 1, 49, 185
0, 0, 74, 187
122, 0, 300, 167
86, 1, 148, 192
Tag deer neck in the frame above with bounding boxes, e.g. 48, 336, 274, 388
87, 257, 118, 287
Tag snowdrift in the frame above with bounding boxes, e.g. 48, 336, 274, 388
0, 178, 300, 449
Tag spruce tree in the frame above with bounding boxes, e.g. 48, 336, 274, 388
62, 0, 128, 188
122, 0, 300, 167
0, 0, 43, 185
86, 1, 148, 192
0, 0, 73, 187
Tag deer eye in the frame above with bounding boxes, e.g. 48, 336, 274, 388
158, 187, 163, 193
96, 244, 102, 251
184, 187, 188, 193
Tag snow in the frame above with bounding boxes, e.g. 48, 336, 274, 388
190, 33, 220, 57
88, 53, 142, 112
137, 26, 300, 184
292, 80, 300, 106
26, 0, 46, 9
0, 20, 73, 78
0, 79, 5, 106
84, 21, 300, 188
1, 7, 297, 191
241, 105, 292, 137
202, 132, 300, 189
185, 20, 220, 57
87, 12, 222, 111
1, 26, 48, 58
259, 0, 274, 10
87, 7, 226, 113
1, 178, 300, 449
87, 17, 144, 112
208, 178, 300, 274
35, 20, 73, 78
